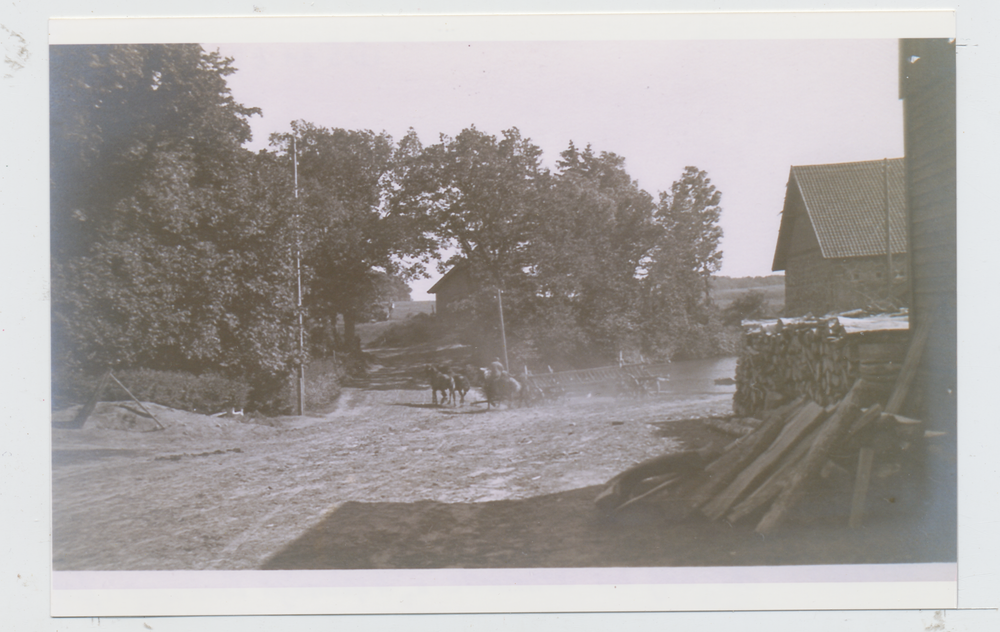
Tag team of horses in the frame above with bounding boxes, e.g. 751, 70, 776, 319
424, 361, 542, 410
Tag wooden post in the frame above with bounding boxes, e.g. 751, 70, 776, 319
108, 372, 165, 430
849, 447, 876, 529
293, 137, 306, 416
886, 307, 935, 415
71, 370, 111, 428
497, 288, 509, 371
884, 157, 893, 302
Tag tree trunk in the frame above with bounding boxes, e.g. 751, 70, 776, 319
343, 312, 357, 349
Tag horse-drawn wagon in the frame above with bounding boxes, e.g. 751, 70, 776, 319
519, 363, 671, 401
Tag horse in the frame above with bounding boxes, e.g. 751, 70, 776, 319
449, 368, 471, 406
426, 365, 455, 406
480, 366, 522, 410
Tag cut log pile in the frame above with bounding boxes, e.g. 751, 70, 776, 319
734, 317, 852, 416
596, 310, 930, 534
733, 314, 909, 418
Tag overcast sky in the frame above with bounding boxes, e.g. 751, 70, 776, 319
209, 39, 905, 300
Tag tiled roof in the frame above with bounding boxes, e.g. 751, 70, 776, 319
773, 158, 907, 270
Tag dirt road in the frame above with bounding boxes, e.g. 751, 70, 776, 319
51, 344, 952, 571
51, 345, 735, 570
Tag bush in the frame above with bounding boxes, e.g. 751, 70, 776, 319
245, 358, 345, 416
113, 369, 251, 413
52, 368, 251, 413
722, 290, 770, 326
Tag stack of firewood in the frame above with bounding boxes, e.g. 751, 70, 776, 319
597, 312, 933, 532
734, 317, 853, 417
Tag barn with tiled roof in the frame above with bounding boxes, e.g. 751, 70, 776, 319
772, 158, 909, 316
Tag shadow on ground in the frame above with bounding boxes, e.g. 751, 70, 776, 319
262, 483, 955, 570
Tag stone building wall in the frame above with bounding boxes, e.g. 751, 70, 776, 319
784, 251, 909, 316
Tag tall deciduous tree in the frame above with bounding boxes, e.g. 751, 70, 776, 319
519, 143, 658, 366
50, 45, 303, 392
391, 126, 547, 362
398, 126, 545, 287
271, 123, 437, 346
642, 166, 724, 358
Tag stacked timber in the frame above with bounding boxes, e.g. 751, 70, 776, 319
596, 378, 926, 533
734, 313, 910, 417
734, 317, 851, 416
690, 379, 889, 534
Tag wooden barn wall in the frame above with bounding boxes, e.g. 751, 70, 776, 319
901, 39, 957, 430
434, 268, 474, 317
781, 186, 826, 315
785, 253, 909, 317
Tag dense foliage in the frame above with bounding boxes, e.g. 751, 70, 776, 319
51, 44, 730, 410
269, 123, 434, 350
50, 45, 302, 399
392, 135, 728, 368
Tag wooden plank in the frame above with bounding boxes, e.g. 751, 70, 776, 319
108, 372, 165, 431
595, 449, 715, 513
614, 475, 682, 513
702, 401, 826, 521
70, 370, 111, 428
726, 425, 821, 524
849, 447, 876, 529
687, 398, 806, 508
845, 404, 884, 441
755, 380, 865, 534
885, 307, 936, 415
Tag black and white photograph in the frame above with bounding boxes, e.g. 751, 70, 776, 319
7, 5, 989, 625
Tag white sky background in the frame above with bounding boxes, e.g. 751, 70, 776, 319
209, 39, 904, 300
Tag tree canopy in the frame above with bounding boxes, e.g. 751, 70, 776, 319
269, 122, 437, 345
50, 44, 729, 407
50, 44, 297, 394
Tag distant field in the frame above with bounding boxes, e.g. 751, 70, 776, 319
355, 300, 435, 346
711, 284, 785, 313
389, 300, 435, 321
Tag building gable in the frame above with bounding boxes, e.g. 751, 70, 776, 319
773, 158, 908, 271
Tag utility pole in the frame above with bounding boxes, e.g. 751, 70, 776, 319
497, 288, 510, 371
293, 137, 306, 415
884, 158, 893, 304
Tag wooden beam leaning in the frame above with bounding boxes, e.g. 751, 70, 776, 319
71, 369, 111, 428
845, 404, 885, 442
686, 397, 807, 509
108, 372, 165, 431
755, 379, 866, 535
702, 400, 826, 521
849, 447, 877, 529
614, 475, 682, 513
885, 308, 935, 415
725, 425, 822, 524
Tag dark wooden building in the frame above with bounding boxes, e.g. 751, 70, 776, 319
899, 37, 956, 545
772, 158, 909, 317
900, 39, 957, 424
427, 260, 475, 318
